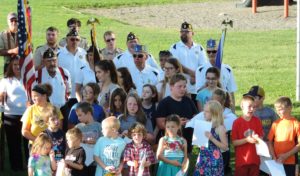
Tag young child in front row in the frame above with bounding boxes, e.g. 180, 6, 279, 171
123, 123, 156, 176
93, 116, 126, 176
43, 106, 66, 162
194, 100, 228, 176
75, 102, 102, 175
63, 128, 86, 176
28, 133, 57, 176
232, 95, 263, 176
268, 96, 300, 176
156, 114, 188, 176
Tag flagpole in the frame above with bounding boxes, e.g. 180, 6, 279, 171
296, 0, 300, 101
87, 18, 101, 64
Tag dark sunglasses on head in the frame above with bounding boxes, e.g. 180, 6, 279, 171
106, 38, 115, 42
207, 50, 217, 54
70, 38, 80, 42
133, 54, 144, 59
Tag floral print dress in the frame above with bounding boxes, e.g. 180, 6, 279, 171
194, 128, 224, 176
157, 136, 185, 176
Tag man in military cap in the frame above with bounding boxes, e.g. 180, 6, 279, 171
34, 26, 61, 70
0, 12, 18, 74
113, 32, 159, 72
169, 22, 207, 103
196, 38, 237, 111
130, 44, 159, 96
58, 29, 87, 100
101, 31, 123, 60
36, 48, 71, 108
59, 18, 88, 50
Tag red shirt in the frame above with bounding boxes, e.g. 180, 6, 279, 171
232, 116, 263, 167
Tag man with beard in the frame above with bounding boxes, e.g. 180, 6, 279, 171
36, 48, 71, 108
34, 26, 61, 70
0, 12, 18, 74
113, 32, 159, 73
169, 22, 207, 104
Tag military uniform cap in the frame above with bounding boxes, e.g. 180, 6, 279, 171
207, 39, 216, 49
7, 12, 17, 20
181, 22, 193, 31
134, 44, 147, 53
127, 32, 137, 42
66, 29, 79, 37
43, 48, 57, 59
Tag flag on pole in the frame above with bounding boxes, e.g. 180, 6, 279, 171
17, 0, 36, 99
215, 30, 226, 70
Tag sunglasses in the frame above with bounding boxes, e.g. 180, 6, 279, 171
10, 19, 17, 23
207, 50, 217, 54
133, 54, 144, 59
106, 38, 115, 42
70, 38, 80, 42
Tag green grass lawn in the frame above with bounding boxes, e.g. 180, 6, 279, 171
0, 0, 298, 175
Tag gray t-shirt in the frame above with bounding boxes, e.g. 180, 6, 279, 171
119, 115, 153, 133
254, 106, 278, 141
75, 121, 102, 142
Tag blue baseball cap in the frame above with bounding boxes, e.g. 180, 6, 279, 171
134, 44, 147, 53
207, 39, 216, 49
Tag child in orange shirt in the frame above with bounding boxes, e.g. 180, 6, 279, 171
268, 96, 300, 176
232, 95, 263, 176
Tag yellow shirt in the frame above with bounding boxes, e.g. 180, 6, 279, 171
21, 103, 63, 142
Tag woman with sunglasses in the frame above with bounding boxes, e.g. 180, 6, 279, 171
0, 57, 27, 171
156, 58, 184, 101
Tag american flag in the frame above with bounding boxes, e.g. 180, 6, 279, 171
17, 0, 36, 99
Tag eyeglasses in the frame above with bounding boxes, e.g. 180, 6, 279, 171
206, 77, 217, 81
70, 38, 80, 42
207, 50, 217, 54
106, 38, 115, 42
164, 67, 175, 71
133, 54, 144, 59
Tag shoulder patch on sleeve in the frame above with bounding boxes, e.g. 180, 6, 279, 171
117, 54, 123, 59
172, 44, 177, 50
152, 71, 158, 76
226, 67, 231, 73
35, 45, 43, 50
198, 66, 204, 72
